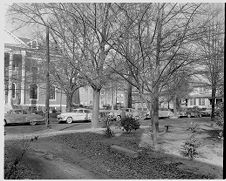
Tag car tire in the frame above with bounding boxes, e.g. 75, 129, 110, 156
4, 119, 7, 126
66, 117, 73, 124
30, 119, 37, 126
116, 115, 121, 121
187, 114, 191, 118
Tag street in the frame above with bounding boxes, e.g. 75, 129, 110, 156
4, 119, 92, 136
4, 117, 212, 137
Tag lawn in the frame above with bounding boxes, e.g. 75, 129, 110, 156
4, 117, 223, 179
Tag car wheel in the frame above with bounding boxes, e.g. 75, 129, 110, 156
66, 117, 73, 124
116, 115, 121, 121
187, 114, 191, 118
30, 119, 37, 126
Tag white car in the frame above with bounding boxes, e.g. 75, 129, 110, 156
109, 108, 143, 121
146, 108, 174, 119
57, 108, 92, 124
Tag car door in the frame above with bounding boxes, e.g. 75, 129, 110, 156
13, 110, 26, 123
71, 110, 79, 121
72, 109, 83, 121
5, 110, 15, 124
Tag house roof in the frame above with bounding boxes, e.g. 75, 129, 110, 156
188, 93, 222, 99
3, 29, 29, 49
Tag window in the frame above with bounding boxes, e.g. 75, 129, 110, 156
12, 83, 16, 98
194, 98, 196, 105
31, 67, 38, 82
189, 98, 196, 106
4, 53, 9, 67
5, 83, 8, 96
50, 85, 56, 100
32, 41, 37, 49
199, 98, 205, 106
30, 84, 37, 99
84, 110, 91, 113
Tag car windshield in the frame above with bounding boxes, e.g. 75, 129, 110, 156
14, 110, 23, 114
84, 110, 91, 113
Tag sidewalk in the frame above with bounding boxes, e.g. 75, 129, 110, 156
5, 125, 150, 141
5, 127, 106, 141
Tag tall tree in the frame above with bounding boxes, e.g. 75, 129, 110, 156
108, 3, 208, 148
197, 5, 224, 121
8, 3, 120, 128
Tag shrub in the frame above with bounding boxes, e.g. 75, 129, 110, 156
215, 102, 224, 139
215, 102, 224, 127
186, 122, 200, 133
5, 136, 39, 179
120, 116, 140, 133
181, 134, 200, 160
103, 117, 114, 138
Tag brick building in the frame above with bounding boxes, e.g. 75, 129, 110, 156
4, 30, 67, 112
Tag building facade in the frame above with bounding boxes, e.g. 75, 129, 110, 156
4, 30, 125, 112
4, 30, 67, 112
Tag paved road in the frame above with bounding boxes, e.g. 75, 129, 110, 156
4, 119, 93, 135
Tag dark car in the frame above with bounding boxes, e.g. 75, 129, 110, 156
4, 109, 45, 126
200, 108, 212, 117
179, 107, 202, 118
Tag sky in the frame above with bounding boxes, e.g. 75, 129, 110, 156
2, 2, 225, 39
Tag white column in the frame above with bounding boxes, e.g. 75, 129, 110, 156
8, 52, 13, 106
21, 51, 26, 105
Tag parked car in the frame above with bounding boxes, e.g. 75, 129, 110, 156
4, 109, 45, 126
146, 108, 174, 119
178, 107, 203, 118
57, 108, 92, 124
200, 108, 212, 117
108, 108, 143, 121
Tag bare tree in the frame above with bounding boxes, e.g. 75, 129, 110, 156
107, 3, 208, 148
196, 5, 224, 121
8, 3, 121, 128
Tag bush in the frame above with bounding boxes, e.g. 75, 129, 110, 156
103, 117, 114, 138
5, 136, 39, 179
120, 116, 140, 133
181, 134, 200, 160
215, 102, 224, 139
215, 102, 224, 127
186, 122, 200, 133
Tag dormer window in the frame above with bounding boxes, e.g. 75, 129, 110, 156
32, 41, 37, 49
27, 40, 39, 49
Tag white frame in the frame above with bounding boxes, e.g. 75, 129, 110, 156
49, 85, 56, 101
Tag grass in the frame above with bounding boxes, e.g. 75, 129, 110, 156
44, 131, 218, 179
4, 117, 223, 179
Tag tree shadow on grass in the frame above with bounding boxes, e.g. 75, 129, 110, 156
202, 129, 223, 142
56, 130, 222, 179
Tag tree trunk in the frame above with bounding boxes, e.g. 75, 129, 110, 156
151, 95, 159, 149
168, 101, 170, 109
211, 85, 216, 121
92, 88, 100, 128
45, 26, 50, 127
73, 89, 80, 105
173, 95, 177, 115
66, 93, 73, 112
127, 82, 132, 108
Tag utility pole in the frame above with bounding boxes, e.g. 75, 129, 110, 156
45, 26, 50, 127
